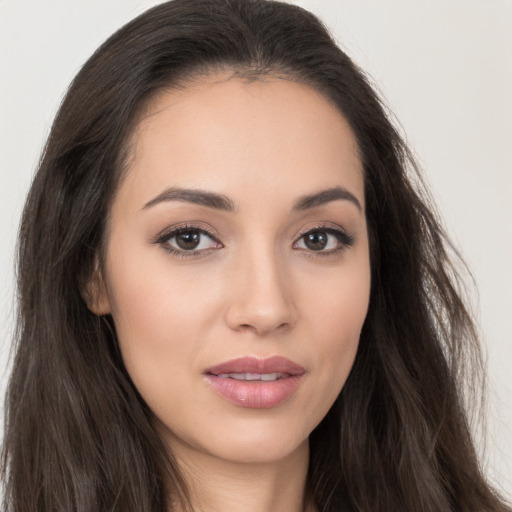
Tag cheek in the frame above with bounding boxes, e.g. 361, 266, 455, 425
103, 246, 215, 394
106, 239, 216, 333
308, 251, 370, 335
304, 256, 370, 394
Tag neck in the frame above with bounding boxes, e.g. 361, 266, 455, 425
167, 439, 314, 512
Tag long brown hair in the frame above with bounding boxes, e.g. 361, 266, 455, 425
2, 1, 509, 510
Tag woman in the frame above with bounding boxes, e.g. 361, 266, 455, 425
2, 0, 510, 511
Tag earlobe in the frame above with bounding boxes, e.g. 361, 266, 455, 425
82, 264, 111, 316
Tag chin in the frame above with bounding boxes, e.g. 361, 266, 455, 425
159, 412, 312, 467
204, 431, 310, 465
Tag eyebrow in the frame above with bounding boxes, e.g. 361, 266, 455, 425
293, 186, 362, 212
142, 185, 362, 213
142, 187, 236, 212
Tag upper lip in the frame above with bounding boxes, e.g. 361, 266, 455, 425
205, 356, 305, 376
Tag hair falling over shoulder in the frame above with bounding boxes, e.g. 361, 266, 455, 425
1, 1, 510, 511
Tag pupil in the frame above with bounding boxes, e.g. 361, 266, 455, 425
176, 231, 200, 250
305, 231, 327, 250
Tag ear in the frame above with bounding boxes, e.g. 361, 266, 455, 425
82, 262, 111, 316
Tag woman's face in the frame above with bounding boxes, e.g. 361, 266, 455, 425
93, 74, 370, 466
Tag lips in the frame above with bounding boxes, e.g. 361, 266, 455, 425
204, 356, 305, 409
216, 372, 286, 381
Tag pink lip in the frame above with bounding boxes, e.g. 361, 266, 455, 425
204, 356, 305, 409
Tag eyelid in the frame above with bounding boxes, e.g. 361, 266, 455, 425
295, 222, 349, 240
152, 223, 222, 258
292, 223, 355, 257
152, 221, 355, 259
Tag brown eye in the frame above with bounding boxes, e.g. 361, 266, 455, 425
155, 226, 221, 257
175, 231, 201, 250
304, 231, 328, 251
294, 226, 355, 255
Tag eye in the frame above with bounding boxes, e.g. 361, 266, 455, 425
155, 225, 221, 258
294, 226, 355, 255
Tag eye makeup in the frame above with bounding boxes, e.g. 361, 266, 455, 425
293, 223, 355, 258
151, 221, 355, 260
152, 223, 223, 259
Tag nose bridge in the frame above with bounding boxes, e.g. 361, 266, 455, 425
225, 235, 296, 335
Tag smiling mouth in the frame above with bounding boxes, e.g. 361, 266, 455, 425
204, 356, 305, 408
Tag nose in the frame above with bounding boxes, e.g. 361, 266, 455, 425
224, 246, 297, 336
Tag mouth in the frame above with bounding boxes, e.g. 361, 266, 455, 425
216, 372, 288, 381
204, 356, 305, 409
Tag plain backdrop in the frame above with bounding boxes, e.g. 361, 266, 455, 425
1, 0, 511, 498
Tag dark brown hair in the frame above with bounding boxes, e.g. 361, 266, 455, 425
2, 1, 510, 511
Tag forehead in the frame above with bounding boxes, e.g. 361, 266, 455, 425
120, 73, 364, 211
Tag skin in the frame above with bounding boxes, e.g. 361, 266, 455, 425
88, 73, 371, 512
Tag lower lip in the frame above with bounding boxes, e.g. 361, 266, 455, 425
205, 375, 303, 408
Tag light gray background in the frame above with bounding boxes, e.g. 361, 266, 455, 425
1, 0, 511, 498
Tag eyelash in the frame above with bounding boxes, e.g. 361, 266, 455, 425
295, 225, 355, 258
153, 224, 221, 259
153, 223, 355, 259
